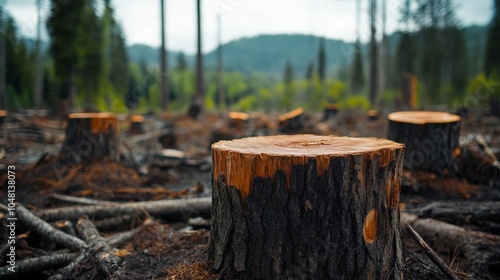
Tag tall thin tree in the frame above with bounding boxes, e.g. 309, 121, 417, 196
196, 0, 204, 99
34, 0, 43, 108
378, 0, 387, 101
485, 0, 500, 76
188, 0, 204, 118
369, 0, 378, 105
0, 0, 5, 109
160, 0, 169, 110
217, 14, 224, 109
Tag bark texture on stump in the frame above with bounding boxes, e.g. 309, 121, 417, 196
278, 108, 304, 133
210, 135, 405, 279
60, 113, 119, 163
388, 111, 460, 175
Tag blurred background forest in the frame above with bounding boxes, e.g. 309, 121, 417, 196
0, 0, 499, 114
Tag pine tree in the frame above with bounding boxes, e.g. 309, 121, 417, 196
485, 0, 500, 76
282, 60, 295, 110
47, 0, 102, 110
317, 38, 326, 82
351, 41, 364, 93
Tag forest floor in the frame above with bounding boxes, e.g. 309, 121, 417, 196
0, 109, 499, 279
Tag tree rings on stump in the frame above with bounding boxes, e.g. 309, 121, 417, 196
60, 113, 119, 164
210, 134, 405, 279
387, 111, 460, 174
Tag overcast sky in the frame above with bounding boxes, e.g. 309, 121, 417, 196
4, 0, 494, 54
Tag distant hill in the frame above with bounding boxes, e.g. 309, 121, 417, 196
126, 25, 488, 78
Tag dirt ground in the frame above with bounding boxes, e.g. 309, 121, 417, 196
0, 109, 499, 279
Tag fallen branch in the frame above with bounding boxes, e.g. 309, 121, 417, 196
50, 217, 125, 280
93, 214, 136, 232
105, 219, 152, 247
49, 193, 118, 206
0, 253, 77, 279
405, 224, 460, 280
401, 212, 500, 279
405, 201, 500, 226
11, 203, 87, 251
37, 197, 212, 221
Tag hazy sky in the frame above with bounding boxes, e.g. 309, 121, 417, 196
5, 0, 494, 54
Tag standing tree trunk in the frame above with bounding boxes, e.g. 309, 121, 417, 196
60, 113, 119, 164
387, 111, 460, 174
210, 135, 405, 279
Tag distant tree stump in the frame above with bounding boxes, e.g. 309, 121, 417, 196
323, 103, 340, 120
129, 115, 145, 135
60, 113, 119, 163
367, 109, 379, 121
210, 135, 405, 279
491, 99, 500, 117
0, 110, 6, 128
228, 111, 249, 128
278, 108, 304, 133
388, 111, 460, 174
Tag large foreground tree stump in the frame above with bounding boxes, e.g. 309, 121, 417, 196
210, 135, 405, 279
387, 111, 460, 174
60, 113, 119, 163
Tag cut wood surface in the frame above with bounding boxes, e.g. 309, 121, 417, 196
388, 111, 460, 174
60, 112, 119, 163
210, 135, 405, 279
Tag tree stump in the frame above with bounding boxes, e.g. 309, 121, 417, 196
367, 109, 379, 121
228, 111, 249, 128
129, 115, 145, 135
60, 113, 119, 163
387, 111, 460, 174
278, 108, 304, 133
323, 103, 340, 120
210, 135, 405, 279
0, 110, 6, 128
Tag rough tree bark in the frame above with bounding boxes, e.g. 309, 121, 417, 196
387, 111, 460, 175
278, 108, 304, 133
60, 112, 119, 163
210, 135, 405, 279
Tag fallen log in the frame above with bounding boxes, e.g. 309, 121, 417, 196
0, 253, 78, 279
36, 197, 212, 221
404, 201, 500, 226
13, 203, 87, 251
400, 212, 500, 279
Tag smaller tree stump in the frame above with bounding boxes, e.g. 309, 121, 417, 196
129, 115, 145, 135
228, 111, 249, 128
0, 110, 6, 128
210, 135, 405, 279
323, 103, 340, 119
367, 109, 379, 121
278, 107, 304, 132
60, 113, 119, 164
387, 111, 460, 174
